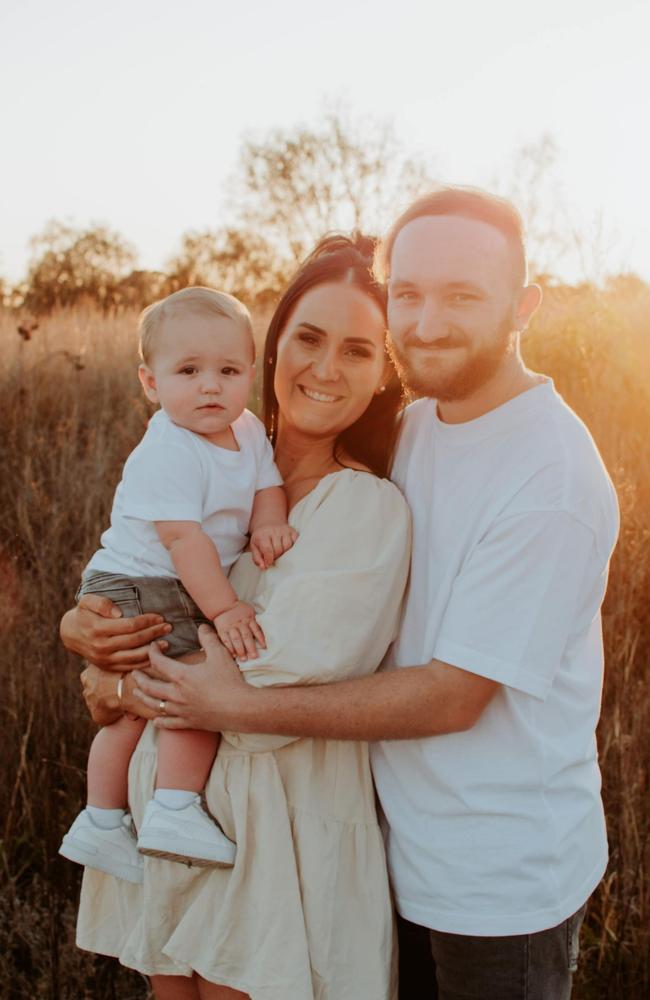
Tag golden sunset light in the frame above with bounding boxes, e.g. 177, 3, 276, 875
1, 0, 649, 286
1, 2, 649, 998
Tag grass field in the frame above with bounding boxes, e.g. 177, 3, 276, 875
0, 286, 648, 998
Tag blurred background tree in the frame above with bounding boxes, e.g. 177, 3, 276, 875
9, 111, 434, 315
230, 110, 434, 265
165, 227, 290, 307
22, 221, 137, 314
6, 113, 640, 318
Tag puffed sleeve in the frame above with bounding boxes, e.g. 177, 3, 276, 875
222, 471, 411, 749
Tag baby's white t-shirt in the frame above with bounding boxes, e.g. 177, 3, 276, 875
86, 408, 282, 579
372, 381, 619, 936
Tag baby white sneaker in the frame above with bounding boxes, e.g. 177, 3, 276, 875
59, 809, 144, 884
137, 796, 236, 867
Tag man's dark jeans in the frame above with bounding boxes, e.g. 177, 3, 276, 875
397, 903, 587, 1000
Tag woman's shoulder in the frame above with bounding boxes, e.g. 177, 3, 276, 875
311, 467, 410, 522
276, 468, 411, 579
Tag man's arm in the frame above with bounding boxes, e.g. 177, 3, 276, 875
235, 659, 499, 741
134, 628, 499, 740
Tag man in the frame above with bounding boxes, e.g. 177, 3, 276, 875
137, 188, 620, 998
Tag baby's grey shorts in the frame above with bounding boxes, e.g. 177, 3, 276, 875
77, 570, 211, 659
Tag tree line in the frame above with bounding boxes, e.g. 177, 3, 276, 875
3, 113, 641, 315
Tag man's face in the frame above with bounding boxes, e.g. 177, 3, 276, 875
387, 215, 521, 401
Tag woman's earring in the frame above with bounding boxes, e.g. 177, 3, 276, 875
376, 385, 386, 394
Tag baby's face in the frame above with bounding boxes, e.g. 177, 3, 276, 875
139, 311, 255, 443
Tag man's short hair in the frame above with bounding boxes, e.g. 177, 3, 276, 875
138, 286, 254, 365
374, 186, 528, 287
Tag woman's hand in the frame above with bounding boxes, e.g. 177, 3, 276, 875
81, 664, 159, 726
60, 593, 172, 669
133, 625, 254, 732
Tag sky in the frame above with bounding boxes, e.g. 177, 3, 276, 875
1, 0, 649, 284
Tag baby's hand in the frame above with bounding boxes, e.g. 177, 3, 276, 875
250, 523, 299, 570
214, 601, 266, 661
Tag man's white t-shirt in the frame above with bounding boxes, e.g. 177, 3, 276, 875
86, 408, 282, 579
372, 381, 619, 936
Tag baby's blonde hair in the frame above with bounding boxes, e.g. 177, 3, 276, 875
138, 286, 254, 365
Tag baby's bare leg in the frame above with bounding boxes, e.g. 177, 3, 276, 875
156, 649, 220, 792
156, 728, 220, 791
87, 715, 147, 808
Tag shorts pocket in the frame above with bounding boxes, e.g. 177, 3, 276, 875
163, 617, 203, 658
79, 582, 143, 619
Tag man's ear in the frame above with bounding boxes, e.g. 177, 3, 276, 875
138, 364, 159, 404
515, 283, 543, 333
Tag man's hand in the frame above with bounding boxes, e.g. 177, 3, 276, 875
60, 593, 172, 668
250, 523, 299, 570
213, 600, 265, 661
133, 625, 253, 731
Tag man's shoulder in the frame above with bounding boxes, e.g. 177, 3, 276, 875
505, 390, 619, 553
533, 390, 613, 493
402, 397, 436, 426
393, 398, 436, 454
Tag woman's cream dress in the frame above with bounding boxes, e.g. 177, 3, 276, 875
77, 470, 411, 1000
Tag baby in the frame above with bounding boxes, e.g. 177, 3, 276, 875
59, 286, 296, 883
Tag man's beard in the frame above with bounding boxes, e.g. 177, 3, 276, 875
389, 314, 516, 402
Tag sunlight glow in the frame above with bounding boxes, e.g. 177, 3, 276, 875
0, 0, 648, 284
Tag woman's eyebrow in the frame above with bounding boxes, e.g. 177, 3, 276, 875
297, 322, 327, 334
296, 323, 376, 348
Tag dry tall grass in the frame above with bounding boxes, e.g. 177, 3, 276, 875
0, 288, 648, 998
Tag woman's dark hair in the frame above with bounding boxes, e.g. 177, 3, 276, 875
262, 233, 404, 478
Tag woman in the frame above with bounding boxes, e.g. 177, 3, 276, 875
60, 235, 411, 1000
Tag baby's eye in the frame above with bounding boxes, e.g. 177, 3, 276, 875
179, 365, 197, 375
221, 367, 240, 376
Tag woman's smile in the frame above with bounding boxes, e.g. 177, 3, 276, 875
298, 385, 344, 403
